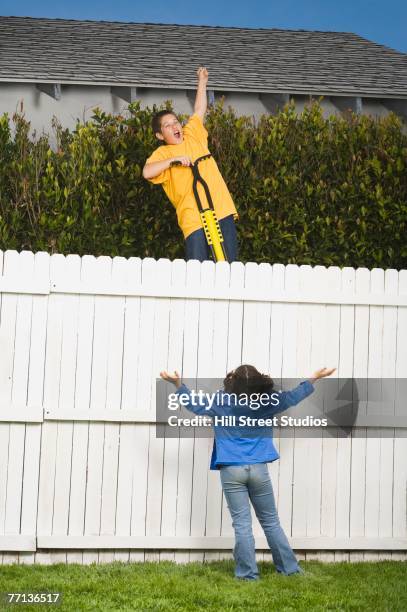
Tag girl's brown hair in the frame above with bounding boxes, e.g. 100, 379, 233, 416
223, 364, 274, 395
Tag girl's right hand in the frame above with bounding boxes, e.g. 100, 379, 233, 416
160, 370, 182, 388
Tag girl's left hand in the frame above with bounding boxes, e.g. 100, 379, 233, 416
160, 370, 182, 388
310, 367, 336, 382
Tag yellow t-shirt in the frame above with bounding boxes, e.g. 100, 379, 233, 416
145, 114, 238, 239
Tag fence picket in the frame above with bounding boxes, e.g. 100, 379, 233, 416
306, 266, 326, 537
51, 255, 81, 564
393, 270, 407, 543
364, 268, 384, 546
121, 257, 143, 564
268, 263, 285, 509
19, 252, 49, 564
318, 266, 341, 563
66, 256, 96, 564
176, 259, 201, 564
36, 254, 66, 564
220, 262, 245, 547
143, 259, 170, 563
205, 262, 231, 562
161, 259, 187, 562
189, 261, 216, 563
292, 265, 313, 539
335, 267, 355, 539
83, 256, 112, 565
376, 270, 398, 559
0, 249, 12, 567
241, 262, 270, 549
350, 268, 370, 538
99, 257, 127, 564
278, 264, 300, 535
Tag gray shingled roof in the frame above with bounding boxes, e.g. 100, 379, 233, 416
1, 15, 407, 97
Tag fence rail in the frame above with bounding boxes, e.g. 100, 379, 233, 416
2, 277, 407, 306
0, 250, 406, 564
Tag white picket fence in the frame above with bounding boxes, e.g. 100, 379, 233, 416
0, 250, 406, 565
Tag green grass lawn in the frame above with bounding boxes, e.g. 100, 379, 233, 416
0, 560, 406, 611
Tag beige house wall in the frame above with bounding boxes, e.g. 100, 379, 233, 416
0, 82, 394, 140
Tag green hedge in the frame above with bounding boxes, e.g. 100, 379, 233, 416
0, 101, 406, 269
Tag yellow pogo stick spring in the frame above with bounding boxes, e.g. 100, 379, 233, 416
200, 210, 226, 262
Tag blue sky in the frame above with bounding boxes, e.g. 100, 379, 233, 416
2, 0, 406, 53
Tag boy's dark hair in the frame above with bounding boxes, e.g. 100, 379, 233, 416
152, 110, 177, 136
223, 364, 274, 395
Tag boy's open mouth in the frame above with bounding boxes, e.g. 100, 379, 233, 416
174, 130, 182, 139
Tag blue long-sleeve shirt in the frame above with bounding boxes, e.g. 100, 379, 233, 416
175, 380, 314, 469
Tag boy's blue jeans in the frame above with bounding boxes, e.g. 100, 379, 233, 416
220, 463, 302, 580
185, 214, 238, 262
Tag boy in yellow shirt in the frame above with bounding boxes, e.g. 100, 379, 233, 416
142, 67, 239, 262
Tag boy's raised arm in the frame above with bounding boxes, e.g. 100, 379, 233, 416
194, 67, 208, 120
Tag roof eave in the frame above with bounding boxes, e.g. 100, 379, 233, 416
1, 78, 407, 99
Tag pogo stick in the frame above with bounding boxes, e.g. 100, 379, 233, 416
171, 154, 228, 262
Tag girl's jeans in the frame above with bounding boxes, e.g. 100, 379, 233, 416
220, 463, 301, 580
184, 214, 238, 262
